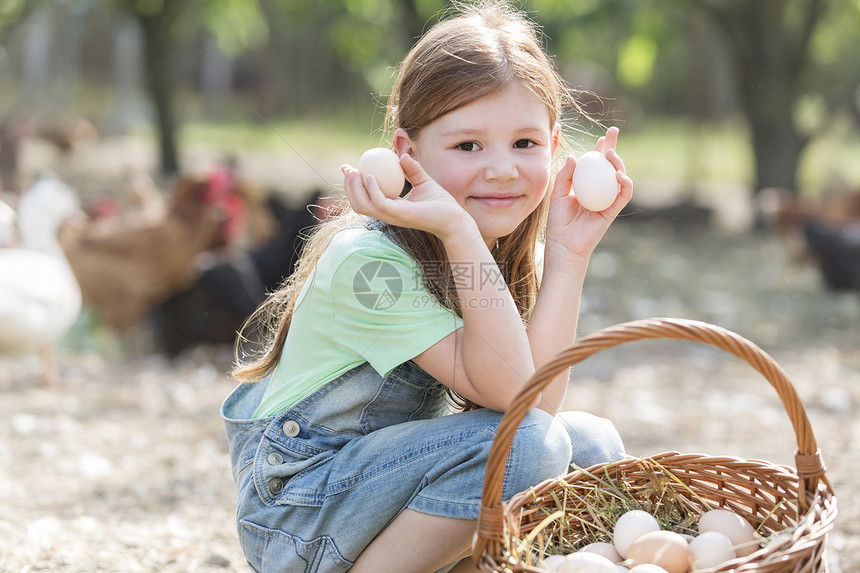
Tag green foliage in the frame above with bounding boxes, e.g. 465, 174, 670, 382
526, 0, 690, 111
805, 0, 860, 108
413, 0, 446, 21
0, 0, 27, 36
134, 0, 166, 17
325, 0, 442, 95
329, 1, 396, 70
616, 33, 657, 88
0, 0, 23, 14
198, 0, 269, 56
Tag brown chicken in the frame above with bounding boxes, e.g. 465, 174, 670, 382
59, 167, 247, 331
42, 116, 98, 155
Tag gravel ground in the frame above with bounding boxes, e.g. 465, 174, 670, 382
2, 206, 858, 572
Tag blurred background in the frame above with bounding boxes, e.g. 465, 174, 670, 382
2, 0, 859, 200
1, 0, 859, 572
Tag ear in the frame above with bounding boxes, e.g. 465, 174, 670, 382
551, 123, 562, 155
393, 128, 416, 158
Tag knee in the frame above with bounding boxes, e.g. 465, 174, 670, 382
503, 409, 572, 497
557, 411, 625, 469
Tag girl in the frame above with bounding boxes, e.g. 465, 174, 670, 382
221, 2, 633, 572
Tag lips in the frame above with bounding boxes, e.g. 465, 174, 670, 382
469, 194, 522, 208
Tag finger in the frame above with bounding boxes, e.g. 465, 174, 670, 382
550, 155, 576, 202
605, 147, 627, 176
341, 166, 363, 211
593, 136, 606, 154
603, 126, 619, 153
342, 165, 373, 215
617, 172, 633, 194
596, 172, 633, 220
363, 173, 391, 207
399, 154, 434, 188
614, 172, 634, 207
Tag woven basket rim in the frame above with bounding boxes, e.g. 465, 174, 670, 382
474, 318, 838, 573
485, 452, 837, 573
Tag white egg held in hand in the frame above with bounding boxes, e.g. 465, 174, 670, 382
613, 510, 661, 558
357, 148, 406, 199
572, 150, 619, 211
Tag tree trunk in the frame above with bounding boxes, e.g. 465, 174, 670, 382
135, 1, 181, 177
699, 0, 823, 201
398, 0, 428, 49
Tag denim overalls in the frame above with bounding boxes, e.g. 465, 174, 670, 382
221, 360, 624, 573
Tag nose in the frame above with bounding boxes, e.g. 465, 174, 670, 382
483, 149, 518, 183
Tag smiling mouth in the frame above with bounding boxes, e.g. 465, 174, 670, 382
470, 195, 522, 208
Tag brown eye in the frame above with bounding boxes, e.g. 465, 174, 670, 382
514, 139, 536, 149
457, 142, 478, 152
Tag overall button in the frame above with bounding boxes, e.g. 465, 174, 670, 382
268, 478, 284, 495
266, 452, 283, 465
283, 420, 300, 437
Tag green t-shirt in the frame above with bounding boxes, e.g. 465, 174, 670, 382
253, 226, 464, 418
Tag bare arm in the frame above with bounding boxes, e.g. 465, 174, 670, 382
527, 128, 634, 414
412, 223, 537, 412
343, 156, 536, 412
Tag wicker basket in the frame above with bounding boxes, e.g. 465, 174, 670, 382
473, 318, 837, 572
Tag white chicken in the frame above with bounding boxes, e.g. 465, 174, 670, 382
0, 176, 83, 383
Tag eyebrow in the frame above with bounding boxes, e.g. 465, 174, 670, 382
441, 127, 548, 137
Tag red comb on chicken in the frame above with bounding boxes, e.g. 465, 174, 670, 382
199, 165, 248, 244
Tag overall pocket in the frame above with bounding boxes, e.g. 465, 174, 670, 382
239, 520, 352, 573
253, 415, 338, 508
357, 361, 450, 433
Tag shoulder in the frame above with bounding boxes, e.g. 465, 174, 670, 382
321, 226, 419, 285
328, 225, 399, 252
325, 226, 415, 268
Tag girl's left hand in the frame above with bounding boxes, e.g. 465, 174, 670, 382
544, 126, 633, 268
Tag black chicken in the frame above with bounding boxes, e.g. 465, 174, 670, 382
151, 190, 329, 357
803, 220, 860, 291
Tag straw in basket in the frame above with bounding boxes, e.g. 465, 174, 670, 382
473, 318, 837, 572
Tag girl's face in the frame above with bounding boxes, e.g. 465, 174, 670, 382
395, 82, 559, 248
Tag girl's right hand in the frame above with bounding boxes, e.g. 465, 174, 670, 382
342, 154, 475, 242
543, 127, 633, 267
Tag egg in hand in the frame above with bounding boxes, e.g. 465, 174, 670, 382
357, 148, 406, 199
571, 150, 619, 211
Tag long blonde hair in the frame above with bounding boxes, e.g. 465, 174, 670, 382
233, 0, 579, 388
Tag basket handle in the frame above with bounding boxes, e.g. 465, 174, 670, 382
474, 317, 831, 558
